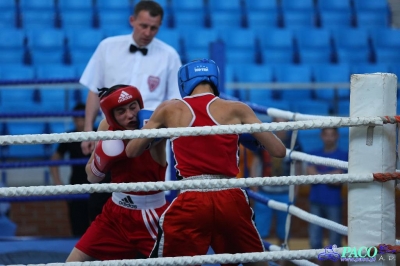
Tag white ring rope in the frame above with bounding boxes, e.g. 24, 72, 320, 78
0, 174, 373, 197
0, 116, 383, 145
269, 199, 348, 236
6, 248, 340, 266
269, 245, 318, 266
267, 107, 338, 121
286, 149, 348, 170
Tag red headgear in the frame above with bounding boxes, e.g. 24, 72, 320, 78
99, 85, 144, 130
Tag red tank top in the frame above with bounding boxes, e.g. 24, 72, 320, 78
171, 93, 239, 178
108, 127, 167, 196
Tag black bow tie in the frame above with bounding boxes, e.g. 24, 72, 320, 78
129, 44, 148, 55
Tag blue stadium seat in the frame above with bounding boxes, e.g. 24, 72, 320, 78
96, 0, 131, 11
244, 0, 278, 11
0, 29, 26, 65
247, 10, 279, 29
259, 28, 295, 64
353, 0, 389, 12
185, 49, 209, 62
258, 28, 294, 50
68, 88, 89, 110
5, 122, 47, 159
375, 48, 400, 64
26, 29, 66, 65
336, 48, 370, 64
220, 29, 257, 50
275, 65, 313, 101
170, 0, 205, 11
0, 65, 35, 81
295, 29, 332, 63
282, 10, 316, 29
355, 11, 389, 29
332, 28, 370, 63
235, 65, 274, 105
0, 51, 25, 65
281, 0, 314, 11
181, 28, 220, 51
0, 29, 25, 50
0, 10, 16, 28
21, 10, 57, 29
60, 10, 95, 29
225, 50, 256, 64
319, 10, 352, 29
38, 88, 67, 111
351, 64, 390, 75
27, 29, 66, 50
296, 28, 332, 50
389, 64, 400, 79
337, 99, 350, 116
0, 88, 39, 113
156, 29, 182, 52
262, 49, 294, 64
298, 49, 331, 64
298, 129, 324, 153
0, 0, 15, 11
207, 0, 242, 11
370, 28, 400, 50
66, 29, 103, 61
209, 11, 244, 29
332, 28, 370, 50
292, 99, 330, 116
36, 65, 76, 111
58, 0, 94, 11
20, 0, 55, 11
66, 30, 103, 61
36, 65, 77, 80
98, 10, 132, 31
317, 0, 351, 12
313, 64, 351, 102
174, 11, 207, 30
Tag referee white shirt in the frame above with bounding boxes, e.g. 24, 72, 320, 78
80, 34, 182, 110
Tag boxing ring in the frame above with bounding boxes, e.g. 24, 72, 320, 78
0, 73, 399, 265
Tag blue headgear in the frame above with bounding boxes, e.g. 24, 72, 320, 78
178, 59, 219, 98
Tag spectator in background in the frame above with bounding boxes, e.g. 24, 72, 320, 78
251, 118, 303, 244
50, 103, 91, 236
80, 0, 181, 155
306, 128, 347, 250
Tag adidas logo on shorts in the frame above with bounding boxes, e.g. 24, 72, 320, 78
119, 196, 137, 209
118, 91, 133, 103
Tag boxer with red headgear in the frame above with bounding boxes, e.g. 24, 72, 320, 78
66, 84, 169, 262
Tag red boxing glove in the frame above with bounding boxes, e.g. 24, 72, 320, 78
90, 139, 127, 178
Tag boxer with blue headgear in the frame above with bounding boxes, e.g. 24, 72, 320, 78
125, 59, 285, 264
178, 59, 220, 98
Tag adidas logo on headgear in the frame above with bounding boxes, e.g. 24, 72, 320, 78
118, 91, 133, 103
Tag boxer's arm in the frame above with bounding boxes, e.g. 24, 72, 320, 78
85, 119, 115, 183
236, 102, 286, 158
126, 102, 168, 158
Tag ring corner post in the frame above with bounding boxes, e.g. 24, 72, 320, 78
348, 73, 397, 265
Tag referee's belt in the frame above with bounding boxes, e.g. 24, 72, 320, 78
112, 192, 165, 210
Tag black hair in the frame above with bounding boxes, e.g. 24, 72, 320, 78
73, 103, 85, 111
134, 0, 164, 20
97, 84, 130, 99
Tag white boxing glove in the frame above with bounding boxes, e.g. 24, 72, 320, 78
90, 139, 127, 178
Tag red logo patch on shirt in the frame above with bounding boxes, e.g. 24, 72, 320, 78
148, 76, 160, 92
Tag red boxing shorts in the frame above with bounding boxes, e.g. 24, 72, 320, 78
151, 188, 265, 266
75, 192, 168, 260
